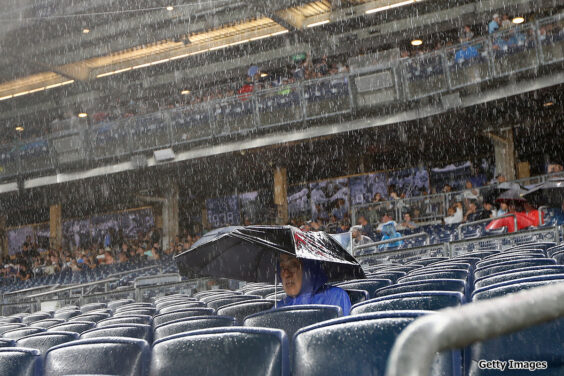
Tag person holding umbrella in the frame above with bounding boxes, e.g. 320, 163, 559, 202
276, 253, 352, 315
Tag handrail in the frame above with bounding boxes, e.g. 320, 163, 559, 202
385, 282, 564, 376
107, 265, 160, 279
353, 232, 430, 253
26, 278, 118, 299
457, 214, 518, 240
538, 206, 548, 226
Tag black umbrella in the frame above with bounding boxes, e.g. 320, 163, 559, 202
482, 182, 528, 203
175, 225, 366, 284
523, 178, 564, 207
496, 188, 527, 203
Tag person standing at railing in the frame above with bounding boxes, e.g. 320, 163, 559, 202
489, 14, 501, 34
378, 221, 404, 250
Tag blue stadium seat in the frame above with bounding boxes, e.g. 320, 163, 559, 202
107, 299, 136, 311
0, 338, 13, 347
0, 316, 22, 324
292, 311, 461, 376
367, 271, 406, 283
154, 316, 236, 341
152, 308, 215, 327
44, 337, 149, 376
150, 327, 289, 376
0, 347, 41, 376
216, 300, 275, 325
374, 279, 467, 298
398, 270, 469, 284
0, 323, 27, 335
2, 328, 45, 341
474, 265, 564, 289
408, 263, 472, 274
68, 312, 111, 323
245, 286, 279, 297
476, 254, 546, 269
474, 259, 556, 279
206, 295, 262, 310
413, 257, 449, 266
115, 303, 154, 313
22, 313, 52, 324
334, 279, 393, 298
15, 331, 78, 360
157, 303, 206, 314
97, 314, 153, 327
80, 302, 107, 313
155, 299, 197, 311
80, 324, 152, 342
46, 321, 96, 334
343, 288, 370, 305
199, 293, 242, 304
114, 308, 156, 317
53, 309, 81, 320
472, 275, 564, 301
351, 291, 465, 314
28, 319, 65, 329
243, 304, 342, 343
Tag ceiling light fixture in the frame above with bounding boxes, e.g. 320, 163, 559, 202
82, 28, 90, 34
260, 73, 268, 77
411, 39, 423, 46
0, 80, 74, 101
166, 6, 174, 11
78, 113, 88, 118
366, 0, 418, 14
15, 126, 24, 132
543, 101, 554, 107
181, 90, 191, 95
306, 20, 330, 28
512, 17, 525, 24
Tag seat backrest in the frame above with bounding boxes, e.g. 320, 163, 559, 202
154, 316, 235, 341
367, 271, 406, 283
474, 266, 564, 289
22, 313, 52, 324
114, 303, 154, 314
334, 279, 393, 298
206, 295, 262, 310
0, 324, 27, 335
216, 300, 275, 325
53, 310, 81, 320
398, 270, 469, 284
199, 293, 241, 304
374, 279, 467, 298
15, 331, 78, 360
408, 264, 472, 275
292, 311, 460, 376
46, 321, 96, 334
107, 299, 135, 311
80, 302, 108, 313
343, 289, 370, 306
43, 337, 149, 376
193, 289, 235, 300
157, 303, 205, 314
152, 308, 215, 327
29, 319, 65, 329
0, 339, 14, 347
351, 291, 464, 314
155, 300, 198, 311
81, 324, 152, 342
474, 259, 556, 279
413, 257, 449, 266
0, 316, 22, 324
114, 308, 156, 317
150, 327, 288, 376
2, 328, 45, 341
0, 347, 41, 376
472, 275, 564, 301
245, 287, 278, 297
97, 315, 153, 328
476, 254, 546, 269
243, 305, 342, 341
68, 313, 111, 323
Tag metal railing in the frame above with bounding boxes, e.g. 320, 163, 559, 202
457, 214, 517, 240
385, 282, 564, 376
0, 13, 561, 180
353, 232, 430, 255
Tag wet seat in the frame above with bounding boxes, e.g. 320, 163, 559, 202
153, 316, 235, 342
0, 347, 41, 376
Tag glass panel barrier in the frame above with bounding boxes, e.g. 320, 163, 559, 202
402, 52, 448, 100
211, 96, 256, 136
18, 138, 53, 173
303, 75, 352, 119
170, 102, 213, 144
445, 38, 492, 89
537, 15, 564, 64
491, 24, 539, 76
90, 118, 131, 160
129, 112, 171, 151
256, 84, 303, 128
0, 144, 19, 178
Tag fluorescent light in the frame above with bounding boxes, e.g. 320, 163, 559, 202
132, 62, 152, 69
82, 28, 90, 34
166, 6, 174, 11
411, 39, 423, 46
27, 87, 45, 94
96, 67, 133, 78
306, 20, 330, 28
13, 91, 30, 97
366, 0, 416, 14
15, 126, 24, 132
181, 90, 191, 95
512, 17, 525, 24
150, 58, 171, 65
44, 80, 74, 89
260, 73, 268, 77
78, 113, 88, 118
0, 95, 13, 101
543, 101, 554, 107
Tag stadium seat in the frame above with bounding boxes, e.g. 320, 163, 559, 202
334, 279, 393, 298
398, 270, 469, 284
114, 308, 156, 317
81, 324, 152, 342
157, 303, 206, 314
22, 313, 52, 324
199, 293, 242, 304
474, 265, 564, 289
152, 308, 215, 327
412, 257, 449, 266
0, 347, 41, 376
206, 295, 262, 310
351, 291, 465, 314
374, 279, 467, 298
68, 312, 111, 323
216, 300, 275, 325
408, 263, 473, 274
476, 254, 546, 269
107, 299, 136, 311
80, 302, 108, 313
292, 311, 461, 376
193, 290, 237, 300
245, 286, 279, 297
53, 309, 81, 320
474, 259, 557, 279
0, 339, 14, 347
155, 299, 198, 311
15, 331, 79, 359
472, 275, 564, 301
0, 316, 22, 323
97, 314, 153, 327
2, 328, 45, 341
43, 337, 149, 376
150, 327, 289, 376
154, 316, 236, 341
46, 321, 96, 334
115, 303, 154, 313
28, 319, 65, 329
243, 304, 342, 343
343, 288, 370, 305
0, 323, 27, 335
367, 271, 406, 283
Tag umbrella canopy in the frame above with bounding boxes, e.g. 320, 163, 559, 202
191, 226, 243, 248
482, 182, 528, 203
496, 188, 527, 203
522, 178, 564, 207
175, 225, 365, 283
486, 212, 535, 233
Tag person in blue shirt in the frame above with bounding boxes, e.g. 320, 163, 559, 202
379, 221, 404, 250
276, 253, 351, 315
489, 14, 500, 34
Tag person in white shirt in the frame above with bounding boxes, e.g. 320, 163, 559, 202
444, 203, 463, 225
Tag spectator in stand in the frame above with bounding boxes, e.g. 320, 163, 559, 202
378, 221, 404, 250
459, 25, 474, 42
398, 212, 417, 230
489, 14, 501, 34
337, 220, 350, 234
444, 202, 463, 225
501, 14, 512, 29
351, 226, 373, 248
377, 213, 396, 232
483, 201, 497, 218
496, 174, 507, 184
497, 201, 509, 217
372, 192, 384, 202
357, 216, 375, 240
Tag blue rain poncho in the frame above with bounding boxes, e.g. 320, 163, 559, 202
276, 259, 351, 315
379, 221, 404, 250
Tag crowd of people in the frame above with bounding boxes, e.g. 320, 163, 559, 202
0, 228, 201, 284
